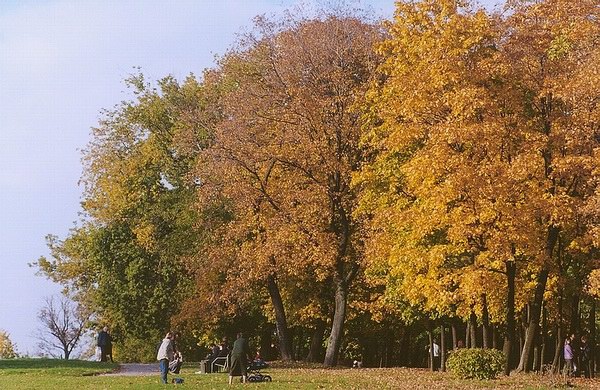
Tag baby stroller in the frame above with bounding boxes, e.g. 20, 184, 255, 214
247, 359, 272, 382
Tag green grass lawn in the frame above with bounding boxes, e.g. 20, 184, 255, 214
1, 359, 599, 389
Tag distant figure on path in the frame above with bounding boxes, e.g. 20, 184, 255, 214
157, 332, 175, 384
228, 332, 250, 385
97, 326, 113, 362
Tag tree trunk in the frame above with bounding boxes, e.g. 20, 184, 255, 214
552, 236, 564, 374
441, 323, 446, 372
451, 321, 458, 349
551, 293, 563, 374
533, 332, 540, 372
492, 325, 498, 350
570, 294, 580, 336
465, 322, 471, 348
267, 274, 294, 361
504, 260, 516, 376
379, 338, 385, 368
295, 327, 304, 360
306, 321, 326, 362
590, 300, 596, 378
482, 295, 490, 349
260, 323, 274, 360
517, 227, 558, 372
469, 312, 478, 348
324, 278, 348, 367
540, 305, 547, 371
427, 328, 434, 371
399, 326, 411, 367
517, 269, 549, 372
519, 309, 525, 363
552, 325, 562, 374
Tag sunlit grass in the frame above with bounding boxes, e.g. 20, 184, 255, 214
1, 359, 599, 389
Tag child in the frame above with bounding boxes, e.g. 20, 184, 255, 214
253, 350, 267, 369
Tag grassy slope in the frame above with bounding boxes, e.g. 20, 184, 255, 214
1, 359, 599, 389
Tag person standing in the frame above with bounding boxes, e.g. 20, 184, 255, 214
97, 327, 113, 362
157, 332, 175, 384
427, 338, 441, 371
580, 335, 592, 378
569, 333, 579, 376
564, 337, 574, 377
432, 338, 440, 371
228, 332, 250, 385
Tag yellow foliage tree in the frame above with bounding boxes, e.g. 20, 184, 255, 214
357, 0, 600, 373
0, 330, 18, 359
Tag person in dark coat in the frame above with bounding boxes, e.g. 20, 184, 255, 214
218, 338, 229, 357
210, 343, 220, 358
580, 335, 592, 378
228, 332, 250, 384
202, 343, 220, 373
97, 326, 113, 362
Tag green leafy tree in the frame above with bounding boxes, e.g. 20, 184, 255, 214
35, 73, 217, 361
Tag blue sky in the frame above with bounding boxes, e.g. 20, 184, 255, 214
0, 0, 499, 355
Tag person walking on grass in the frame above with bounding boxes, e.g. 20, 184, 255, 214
157, 332, 175, 384
228, 332, 250, 385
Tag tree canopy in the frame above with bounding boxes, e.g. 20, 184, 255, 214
36, 0, 600, 372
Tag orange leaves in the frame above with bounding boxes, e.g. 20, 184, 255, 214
356, 0, 600, 325
190, 15, 385, 335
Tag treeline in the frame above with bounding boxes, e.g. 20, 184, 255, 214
35, 0, 600, 374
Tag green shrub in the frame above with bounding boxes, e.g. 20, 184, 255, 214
113, 338, 157, 363
446, 348, 506, 380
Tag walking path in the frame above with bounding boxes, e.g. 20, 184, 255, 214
101, 363, 159, 376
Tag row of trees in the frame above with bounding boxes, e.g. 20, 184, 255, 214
35, 0, 600, 373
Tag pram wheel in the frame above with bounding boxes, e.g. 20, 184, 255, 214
263, 375, 272, 382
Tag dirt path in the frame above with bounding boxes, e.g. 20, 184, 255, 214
101, 363, 160, 376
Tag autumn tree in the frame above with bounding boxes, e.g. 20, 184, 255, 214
35, 74, 217, 361
498, 0, 600, 372
356, 0, 507, 369
0, 330, 18, 359
194, 11, 382, 365
357, 0, 599, 374
35, 296, 88, 360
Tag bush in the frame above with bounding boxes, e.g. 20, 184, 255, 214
113, 338, 157, 363
446, 348, 506, 380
